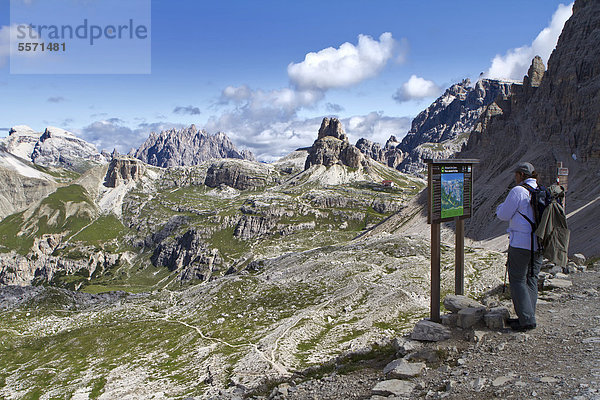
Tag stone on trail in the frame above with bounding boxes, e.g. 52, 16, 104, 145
549, 265, 564, 274
484, 307, 510, 330
392, 337, 420, 357
540, 376, 559, 383
573, 253, 586, 265
544, 278, 573, 289
457, 307, 486, 329
411, 319, 451, 342
441, 313, 459, 327
372, 380, 416, 397
443, 295, 484, 313
384, 359, 426, 379
492, 376, 512, 386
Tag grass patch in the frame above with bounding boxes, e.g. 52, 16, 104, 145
70, 215, 127, 245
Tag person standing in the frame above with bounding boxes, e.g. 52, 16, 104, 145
496, 162, 543, 331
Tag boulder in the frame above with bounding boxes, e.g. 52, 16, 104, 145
391, 337, 420, 357
484, 307, 510, 330
441, 313, 459, 327
411, 319, 451, 342
456, 307, 486, 329
383, 359, 425, 379
572, 253, 586, 265
372, 380, 416, 397
544, 278, 573, 289
443, 295, 484, 313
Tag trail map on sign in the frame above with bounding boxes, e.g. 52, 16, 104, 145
441, 172, 464, 218
428, 162, 473, 224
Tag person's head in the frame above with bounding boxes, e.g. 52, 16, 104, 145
514, 162, 537, 183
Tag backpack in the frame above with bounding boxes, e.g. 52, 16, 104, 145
519, 183, 552, 229
518, 183, 552, 276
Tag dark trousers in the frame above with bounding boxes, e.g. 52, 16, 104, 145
508, 246, 543, 326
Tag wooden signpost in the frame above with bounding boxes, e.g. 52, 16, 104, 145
426, 159, 479, 322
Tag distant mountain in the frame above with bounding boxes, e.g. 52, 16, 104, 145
356, 79, 513, 175
2, 125, 109, 172
135, 124, 256, 168
0, 145, 59, 219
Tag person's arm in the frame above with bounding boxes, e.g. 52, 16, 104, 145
496, 188, 520, 221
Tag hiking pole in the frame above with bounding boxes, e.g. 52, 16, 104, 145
503, 256, 508, 293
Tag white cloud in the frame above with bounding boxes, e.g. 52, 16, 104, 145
221, 85, 253, 103
288, 32, 397, 90
343, 112, 411, 145
486, 2, 573, 80
210, 32, 411, 161
221, 85, 324, 113
393, 75, 441, 103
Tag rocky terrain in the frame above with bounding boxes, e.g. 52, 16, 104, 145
135, 124, 256, 167
250, 257, 600, 400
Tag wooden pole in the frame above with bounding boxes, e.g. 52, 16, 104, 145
431, 222, 441, 322
455, 218, 464, 295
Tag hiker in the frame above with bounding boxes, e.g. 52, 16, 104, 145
496, 162, 543, 331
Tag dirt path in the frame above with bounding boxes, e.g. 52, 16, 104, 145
265, 267, 600, 400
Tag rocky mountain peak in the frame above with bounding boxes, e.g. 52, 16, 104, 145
385, 136, 400, 149
2, 125, 108, 171
355, 78, 513, 175
135, 125, 256, 168
317, 117, 348, 142
524, 55, 545, 87
305, 118, 363, 169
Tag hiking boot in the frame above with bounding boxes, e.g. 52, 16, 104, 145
509, 320, 536, 332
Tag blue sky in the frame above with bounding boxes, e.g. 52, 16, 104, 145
0, 0, 573, 161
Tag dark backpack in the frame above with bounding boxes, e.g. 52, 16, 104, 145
518, 182, 552, 276
519, 183, 552, 229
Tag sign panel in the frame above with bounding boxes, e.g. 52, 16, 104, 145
428, 161, 475, 224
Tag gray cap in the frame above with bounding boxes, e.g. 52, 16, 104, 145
514, 162, 535, 176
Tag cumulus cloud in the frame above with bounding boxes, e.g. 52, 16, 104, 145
209, 32, 411, 161
173, 105, 201, 115
393, 75, 441, 103
343, 112, 411, 145
288, 32, 397, 90
486, 3, 573, 80
220, 85, 324, 113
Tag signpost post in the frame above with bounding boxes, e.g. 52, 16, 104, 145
426, 159, 478, 323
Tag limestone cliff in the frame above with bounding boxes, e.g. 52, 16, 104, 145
461, 0, 600, 255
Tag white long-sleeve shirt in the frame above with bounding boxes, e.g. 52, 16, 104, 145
496, 178, 538, 251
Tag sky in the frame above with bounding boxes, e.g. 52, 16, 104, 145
0, 0, 574, 161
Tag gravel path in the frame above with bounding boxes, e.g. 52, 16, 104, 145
259, 267, 600, 400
